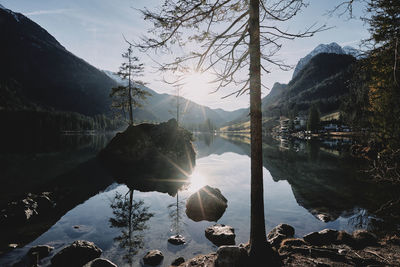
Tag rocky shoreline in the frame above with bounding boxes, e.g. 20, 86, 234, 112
8, 223, 399, 267
175, 224, 400, 267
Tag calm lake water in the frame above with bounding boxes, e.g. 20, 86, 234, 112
0, 133, 398, 267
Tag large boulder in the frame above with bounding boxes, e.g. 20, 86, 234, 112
205, 224, 236, 246
51, 240, 102, 267
185, 185, 228, 222
267, 224, 295, 248
143, 250, 164, 266
98, 119, 195, 184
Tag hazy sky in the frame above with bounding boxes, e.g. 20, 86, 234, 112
2, 0, 369, 111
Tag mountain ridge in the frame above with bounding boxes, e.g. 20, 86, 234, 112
292, 42, 360, 79
0, 5, 244, 126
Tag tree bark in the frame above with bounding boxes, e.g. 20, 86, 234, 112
248, 0, 277, 264
128, 48, 133, 125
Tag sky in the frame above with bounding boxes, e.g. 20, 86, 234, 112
1, 0, 369, 111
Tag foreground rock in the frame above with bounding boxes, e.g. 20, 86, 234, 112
143, 250, 164, 266
98, 119, 195, 184
28, 245, 54, 260
168, 234, 186, 245
303, 229, 339, 246
83, 258, 117, 267
12, 244, 54, 267
216, 245, 248, 267
51, 240, 102, 267
185, 185, 228, 222
175, 224, 400, 267
267, 223, 295, 248
205, 224, 235, 246
0, 192, 54, 226
171, 257, 185, 266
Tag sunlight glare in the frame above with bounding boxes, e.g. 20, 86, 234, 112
187, 171, 208, 193
182, 71, 215, 105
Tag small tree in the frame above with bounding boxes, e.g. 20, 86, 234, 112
110, 42, 151, 125
307, 105, 320, 132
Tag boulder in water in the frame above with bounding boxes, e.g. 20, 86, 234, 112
185, 185, 227, 222
98, 119, 195, 183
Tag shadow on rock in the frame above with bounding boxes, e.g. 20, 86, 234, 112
185, 185, 228, 222
98, 119, 196, 196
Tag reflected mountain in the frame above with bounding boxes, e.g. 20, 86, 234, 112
109, 189, 154, 264
193, 133, 249, 159
218, 134, 400, 232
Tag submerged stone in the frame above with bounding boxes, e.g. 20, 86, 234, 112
185, 185, 228, 222
168, 234, 186, 245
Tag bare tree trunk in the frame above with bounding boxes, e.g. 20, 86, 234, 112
248, 0, 276, 264
176, 89, 180, 125
128, 49, 133, 125
128, 189, 133, 238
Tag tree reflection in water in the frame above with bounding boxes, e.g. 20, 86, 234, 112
109, 189, 154, 264
168, 191, 186, 237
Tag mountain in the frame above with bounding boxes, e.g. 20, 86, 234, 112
263, 53, 356, 116
292, 42, 360, 79
0, 5, 118, 115
103, 70, 246, 126
227, 52, 356, 127
0, 5, 244, 126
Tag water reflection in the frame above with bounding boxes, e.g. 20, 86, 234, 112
109, 189, 154, 264
1, 133, 399, 267
221, 134, 399, 233
167, 192, 185, 237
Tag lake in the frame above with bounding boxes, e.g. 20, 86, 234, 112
0, 133, 398, 266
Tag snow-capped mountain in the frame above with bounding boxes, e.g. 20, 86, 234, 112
292, 42, 360, 79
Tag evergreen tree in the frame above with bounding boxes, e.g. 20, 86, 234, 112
136, 1, 324, 263
110, 42, 151, 125
307, 105, 320, 132
363, 0, 400, 148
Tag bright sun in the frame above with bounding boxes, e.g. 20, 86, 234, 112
187, 171, 208, 193
181, 71, 215, 104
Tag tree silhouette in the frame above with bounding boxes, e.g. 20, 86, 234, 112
110, 41, 151, 125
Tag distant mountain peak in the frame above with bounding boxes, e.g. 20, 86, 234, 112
292, 42, 360, 79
